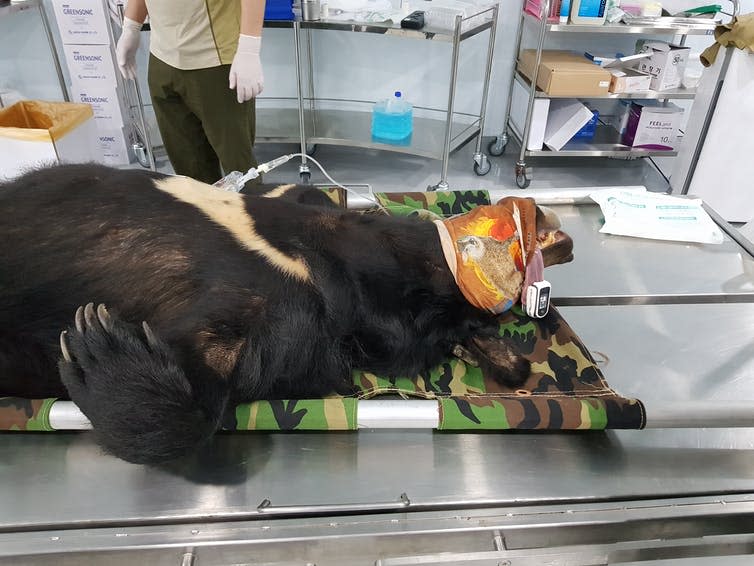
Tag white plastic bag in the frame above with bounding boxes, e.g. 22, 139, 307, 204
590, 188, 724, 245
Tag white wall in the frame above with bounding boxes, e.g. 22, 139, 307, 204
3, 0, 750, 137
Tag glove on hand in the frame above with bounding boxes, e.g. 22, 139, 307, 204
116, 17, 142, 80
229, 34, 264, 103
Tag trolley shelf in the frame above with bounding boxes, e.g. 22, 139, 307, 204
265, 15, 495, 43
257, 107, 482, 160
522, 11, 717, 35
509, 122, 680, 158
513, 71, 698, 100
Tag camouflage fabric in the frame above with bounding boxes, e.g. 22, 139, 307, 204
0, 397, 56, 431
232, 398, 357, 431
221, 306, 645, 431
375, 191, 491, 218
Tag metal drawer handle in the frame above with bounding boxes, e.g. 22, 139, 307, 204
257, 493, 410, 515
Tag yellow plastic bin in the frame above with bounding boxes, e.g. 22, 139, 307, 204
0, 100, 95, 181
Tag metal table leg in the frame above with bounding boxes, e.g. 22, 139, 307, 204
515, 0, 552, 189
430, 14, 463, 191
490, 1, 527, 158
293, 22, 310, 182
471, 5, 498, 177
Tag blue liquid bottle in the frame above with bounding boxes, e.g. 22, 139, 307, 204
371, 91, 413, 143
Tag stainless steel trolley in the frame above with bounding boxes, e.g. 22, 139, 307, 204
490, 0, 740, 188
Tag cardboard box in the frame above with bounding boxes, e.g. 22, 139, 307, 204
621, 101, 683, 150
51, 0, 110, 45
63, 44, 118, 89
544, 99, 595, 151
637, 42, 690, 91
572, 109, 599, 141
71, 86, 125, 128
510, 80, 550, 150
518, 50, 611, 96
609, 68, 652, 93
93, 126, 130, 166
0, 101, 96, 180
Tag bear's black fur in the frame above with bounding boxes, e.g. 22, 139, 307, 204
0, 164, 571, 464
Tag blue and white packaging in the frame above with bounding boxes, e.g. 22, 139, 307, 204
590, 188, 724, 245
94, 128, 130, 166
63, 44, 118, 89
51, 0, 110, 45
72, 88, 125, 128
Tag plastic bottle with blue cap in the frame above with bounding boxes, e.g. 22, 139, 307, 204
371, 91, 413, 143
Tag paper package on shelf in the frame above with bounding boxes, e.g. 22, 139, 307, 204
422, 0, 497, 32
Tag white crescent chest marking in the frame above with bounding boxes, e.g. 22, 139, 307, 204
262, 183, 296, 199
153, 176, 311, 282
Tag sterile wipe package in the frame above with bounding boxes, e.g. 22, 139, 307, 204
590, 188, 724, 245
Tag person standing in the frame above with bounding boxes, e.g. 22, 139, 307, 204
116, 0, 265, 184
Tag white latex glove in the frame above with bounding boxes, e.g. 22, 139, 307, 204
116, 17, 142, 80
229, 34, 264, 103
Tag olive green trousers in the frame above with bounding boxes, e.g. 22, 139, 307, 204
147, 54, 258, 185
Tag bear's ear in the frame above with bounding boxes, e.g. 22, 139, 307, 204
535, 205, 561, 232
535, 205, 574, 268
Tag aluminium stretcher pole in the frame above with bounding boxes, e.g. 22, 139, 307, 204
40, 399, 754, 431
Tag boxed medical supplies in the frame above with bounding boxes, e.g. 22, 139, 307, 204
0, 101, 95, 180
544, 99, 595, 150
510, 80, 551, 150
63, 44, 119, 90
519, 50, 611, 96
71, 87, 125, 128
621, 100, 683, 150
50, 0, 111, 45
637, 41, 691, 91
583, 52, 652, 93
609, 67, 652, 93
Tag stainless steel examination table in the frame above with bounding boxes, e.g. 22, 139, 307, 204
2, 201, 754, 565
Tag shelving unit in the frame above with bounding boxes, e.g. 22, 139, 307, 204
273, 10, 499, 188
490, 0, 739, 188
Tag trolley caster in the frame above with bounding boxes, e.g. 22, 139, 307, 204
488, 134, 507, 157
132, 142, 150, 169
515, 162, 532, 189
473, 153, 491, 176
305, 143, 318, 157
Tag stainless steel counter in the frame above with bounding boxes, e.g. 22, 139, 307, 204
547, 204, 754, 300
2, 203, 754, 562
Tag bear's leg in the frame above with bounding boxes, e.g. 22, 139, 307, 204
59, 303, 229, 465
0, 332, 67, 398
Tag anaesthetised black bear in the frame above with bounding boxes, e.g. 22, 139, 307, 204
0, 164, 573, 464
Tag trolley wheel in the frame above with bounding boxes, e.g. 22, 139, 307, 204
515, 172, 531, 189
299, 171, 312, 184
473, 157, 491, 176
305, 143, 318, 157
487, 137, 507, 157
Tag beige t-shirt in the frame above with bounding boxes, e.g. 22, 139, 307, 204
146, 0, 240, 70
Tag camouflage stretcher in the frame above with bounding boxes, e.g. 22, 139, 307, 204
0, 190, 646, 432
